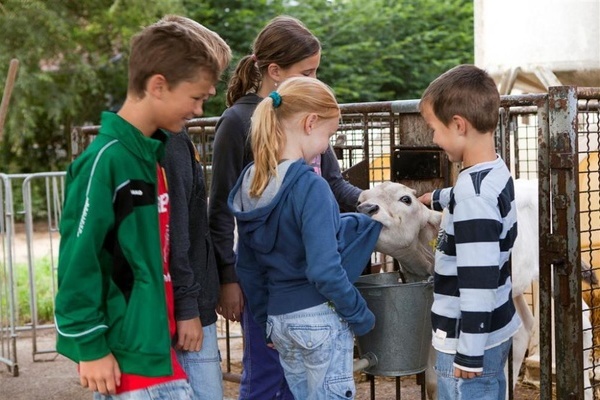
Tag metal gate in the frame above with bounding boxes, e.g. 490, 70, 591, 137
0, 172, 65, 376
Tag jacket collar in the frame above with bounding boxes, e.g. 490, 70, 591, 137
99, 111, 168, 162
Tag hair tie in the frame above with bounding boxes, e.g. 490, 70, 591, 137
269, 91, 282, 108
251, 54, 258, 62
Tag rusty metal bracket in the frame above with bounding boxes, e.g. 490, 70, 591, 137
542, 233, 565, 253
549, 152, 574, 170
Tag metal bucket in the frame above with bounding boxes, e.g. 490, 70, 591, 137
355, 272, 433, 376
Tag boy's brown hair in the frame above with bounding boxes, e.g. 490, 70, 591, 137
161, 15, 231, 75
127, 15, 227, 97
420, 64, 500, 134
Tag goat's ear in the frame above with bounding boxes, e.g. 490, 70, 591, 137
419, 210, 442, 243
428, 210, 442, 227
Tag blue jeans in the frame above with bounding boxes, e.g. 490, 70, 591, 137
267, 303, 356, 400
435, 338, 512, 400
93, 379, 192, 400
239, 301, 293, 400
176, 322, 223, 400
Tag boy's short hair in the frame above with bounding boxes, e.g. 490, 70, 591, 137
160, 15, 231, 75
420, 64, 500, 134
128, 15, 225, 97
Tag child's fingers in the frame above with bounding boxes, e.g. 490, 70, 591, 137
113, 362, 121, 389
105, 375, 118, 395
87, 378, 99, 393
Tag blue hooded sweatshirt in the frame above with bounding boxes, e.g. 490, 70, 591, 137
228, 158, 382, 338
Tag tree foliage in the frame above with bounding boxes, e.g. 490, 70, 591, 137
0, 0, 473, 173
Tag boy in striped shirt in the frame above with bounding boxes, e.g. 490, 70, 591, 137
418, 64, 522, 400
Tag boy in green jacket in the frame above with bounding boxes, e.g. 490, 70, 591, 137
54, 15, 223, 399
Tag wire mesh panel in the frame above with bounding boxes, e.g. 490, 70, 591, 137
577, 95, 600, 398
511, 108, 540, 179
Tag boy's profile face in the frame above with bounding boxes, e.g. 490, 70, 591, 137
421, 102, 464, 163
155, 70, 216, 133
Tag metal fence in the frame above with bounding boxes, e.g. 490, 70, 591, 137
0, 172, 65, 376
3, 87, 600, 399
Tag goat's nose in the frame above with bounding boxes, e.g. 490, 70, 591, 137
357, 203, 379, 216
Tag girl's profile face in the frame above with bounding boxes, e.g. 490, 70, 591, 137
279, 51, 321, 80
303, 114, 339, 163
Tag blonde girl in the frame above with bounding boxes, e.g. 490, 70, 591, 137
228, 77, 381, 400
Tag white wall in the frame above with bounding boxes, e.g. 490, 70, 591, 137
475, 0, 600, 75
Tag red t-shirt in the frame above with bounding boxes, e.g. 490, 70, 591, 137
116, 164, 187, 393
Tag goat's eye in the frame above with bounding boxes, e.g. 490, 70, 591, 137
399, 195, 412, 205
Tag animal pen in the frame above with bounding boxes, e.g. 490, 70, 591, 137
1, 86, 599, 399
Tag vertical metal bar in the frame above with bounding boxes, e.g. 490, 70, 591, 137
537, 94, 553, 400
23, 177, 39, 357
498, 107, 510, 167
0, 174, 19, 375
362, 112, 370, 177
548, 86, 583, 400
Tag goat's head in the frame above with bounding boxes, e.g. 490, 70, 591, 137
357, 181, 442, 281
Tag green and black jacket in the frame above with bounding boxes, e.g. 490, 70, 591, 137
55, 111, 174, 377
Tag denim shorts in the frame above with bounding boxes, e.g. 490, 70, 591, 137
175, 322, 223, 400
267, 303, 356, 400
93, 379, 192, 400
435, 338, 512, 400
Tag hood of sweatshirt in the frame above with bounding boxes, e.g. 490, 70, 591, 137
228, 158, 382, 283
229, 159, 300, 254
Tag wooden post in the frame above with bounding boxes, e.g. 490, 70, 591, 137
0, 58, 20, 141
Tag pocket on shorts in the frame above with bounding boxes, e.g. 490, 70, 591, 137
288, 324, 332, 365
288, 325, 331, 350
326, 375, 355, 399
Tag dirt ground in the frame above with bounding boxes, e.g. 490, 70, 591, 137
0, 326, 542, 400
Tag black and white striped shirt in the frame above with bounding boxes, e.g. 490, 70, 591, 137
431, 156, 522, 372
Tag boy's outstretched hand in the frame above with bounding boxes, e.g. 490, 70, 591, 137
418, 192, 432, 207
79, 353, 121, 395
